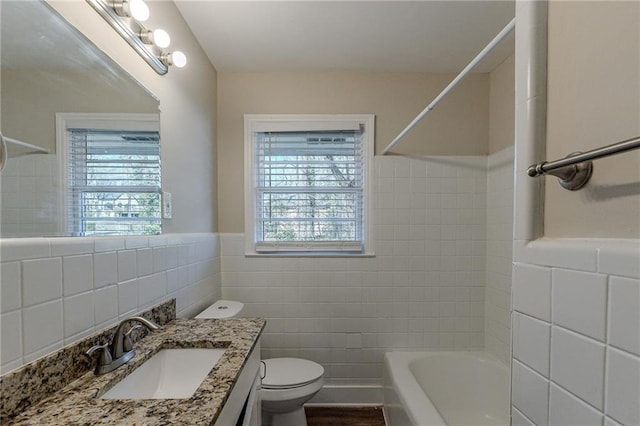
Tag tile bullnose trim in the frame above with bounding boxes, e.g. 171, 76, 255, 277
514, 238, 639, 277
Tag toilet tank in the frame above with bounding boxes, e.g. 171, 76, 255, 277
195, 300, 244, 319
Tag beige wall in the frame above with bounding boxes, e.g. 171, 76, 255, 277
46, 0, 218, 234
489, 55, 515, 154
545, 1, 640, 237
1, 70, 157, 153
217, 71, 489, 232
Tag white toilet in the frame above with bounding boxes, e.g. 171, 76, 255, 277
196, 300, 325, 426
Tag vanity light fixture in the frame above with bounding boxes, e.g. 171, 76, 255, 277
112, 0, 149, 22
139, 27, 171, 49
87, 0, 187, 75
162, 51, 187, 68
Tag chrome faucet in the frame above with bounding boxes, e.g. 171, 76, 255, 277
86, 316, 159, 375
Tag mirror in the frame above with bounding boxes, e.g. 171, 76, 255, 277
0, 0, 160, 238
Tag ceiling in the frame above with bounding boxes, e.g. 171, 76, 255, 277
175, 1, 515, 73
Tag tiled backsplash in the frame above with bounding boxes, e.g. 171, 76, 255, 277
0, 300, 175, 422
222, 153, 514, 384
511, 240, 640, 426
0, 233, 221, 374
0, 154, 61, 237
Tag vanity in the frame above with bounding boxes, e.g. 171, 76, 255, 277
1, 300, 266, 425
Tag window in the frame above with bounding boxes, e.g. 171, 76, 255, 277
57, 113, 161, 236
245, 115, 374, 254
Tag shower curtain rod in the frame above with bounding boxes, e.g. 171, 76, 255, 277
382, 17, 516, 155
3, 136, 49, 154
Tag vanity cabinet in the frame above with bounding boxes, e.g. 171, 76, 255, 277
215, 341, 262, 426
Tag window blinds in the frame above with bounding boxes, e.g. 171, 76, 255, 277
67, 128, 161, 236
254, 130, 364, 252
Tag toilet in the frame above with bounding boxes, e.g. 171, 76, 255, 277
196, 300, 325, 426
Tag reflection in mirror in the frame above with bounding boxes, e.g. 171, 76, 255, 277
0, 0, 160, 238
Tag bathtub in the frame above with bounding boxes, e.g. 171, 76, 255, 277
383, 351, 510, 426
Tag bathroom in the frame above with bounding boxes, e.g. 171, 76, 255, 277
1, 0, 639, 425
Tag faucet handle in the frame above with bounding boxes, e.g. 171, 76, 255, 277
86, 343, 113, 369
123, 324, 143, 352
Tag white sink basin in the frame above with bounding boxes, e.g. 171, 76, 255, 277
101, 348, 225, 399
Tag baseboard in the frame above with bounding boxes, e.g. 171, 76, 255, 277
306, 384, 383, 406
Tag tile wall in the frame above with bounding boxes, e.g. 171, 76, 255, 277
0, 155, 60, 237
485, 146, 514, 363
511, 240, 640, 426
222, 154, 495, 385
0, 233, 221, 374
512, 2, 639, 424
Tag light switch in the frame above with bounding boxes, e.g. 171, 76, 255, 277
162, 191, 172, 219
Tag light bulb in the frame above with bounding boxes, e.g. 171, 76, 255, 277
169, 51, 187, 68
127, 0, 149, 22
152, 29, 171, 48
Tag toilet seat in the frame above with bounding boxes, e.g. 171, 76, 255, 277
262, 358, 324, 389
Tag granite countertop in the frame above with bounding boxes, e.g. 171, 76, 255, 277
10, 318, 266, 425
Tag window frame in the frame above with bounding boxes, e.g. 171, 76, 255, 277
244, 114, 375, 256
56, 112, 161, 236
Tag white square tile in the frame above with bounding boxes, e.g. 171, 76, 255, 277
549, 383, 603, 426
606, 348, 640, 426
0, 358, 23, 375
553, 268, 607, 341
138, 273, 167, 306
63, 292, 94, 338
599, 242, 640, 279
94, 285, 118, 326
166, 246, 179, 269
22, 257, 62, 307
513, 263, 551, 321
94, 252, 118, 289
513, 312, 551, 376
511, 407, 535, 426
608, 276, 640, 355
118, 279, 138, 314
117, 250, 136, 282
551, 326, 605, 409
153, 247, 168, 273
137, 248, 153, 276
167, 268, 179, 293
512, 360, 549, 425
1, 262, 21, 312
22, 300, 63, 354
63, 254, 93, 296
1, 311, 22, 363
23, 341, 63, 364
604, 417, 623, 426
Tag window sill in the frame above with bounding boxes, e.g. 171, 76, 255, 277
244, 252, 376, 258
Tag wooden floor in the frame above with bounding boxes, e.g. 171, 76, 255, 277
305, 406, 386, 426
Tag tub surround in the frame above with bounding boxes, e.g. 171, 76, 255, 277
1, 298, 266, 425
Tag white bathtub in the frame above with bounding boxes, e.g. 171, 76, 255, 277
383, 351, 510, 426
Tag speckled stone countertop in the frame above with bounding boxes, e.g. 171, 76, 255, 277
9, 318, 266, 425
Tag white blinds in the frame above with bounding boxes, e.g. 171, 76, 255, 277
254, 129, 364, 252
67, 128, 161, 236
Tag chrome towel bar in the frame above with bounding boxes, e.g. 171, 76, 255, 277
527, 136, 640, 191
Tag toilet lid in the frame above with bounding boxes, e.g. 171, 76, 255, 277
261, 358, 324, 389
